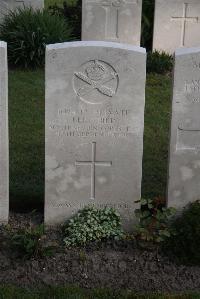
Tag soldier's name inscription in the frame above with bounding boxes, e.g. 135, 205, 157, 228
49, 107, 136, 138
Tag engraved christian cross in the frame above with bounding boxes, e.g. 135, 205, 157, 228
86, 0, 138, 39
75, 142, 112, 200
171, 3, 199, 47
102, 0, 138, 39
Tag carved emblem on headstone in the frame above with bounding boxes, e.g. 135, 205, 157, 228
73, 60, 119, 104
101, 0, 126, 8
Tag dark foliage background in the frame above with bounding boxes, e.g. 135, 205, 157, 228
48, 0, 82, 40
141, 0, 155, 50
147, 51, 173, 74
0, 8, 72, 68
164, 201, 200, 266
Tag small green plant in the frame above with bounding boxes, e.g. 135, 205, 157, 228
147, 51, 173, 74
11, 224, 52, 259
78, 250, 87, 263
0, 7, 72, 68
63, 206, 124, 247
164, 200, 200, 265
134, 197, 176, 243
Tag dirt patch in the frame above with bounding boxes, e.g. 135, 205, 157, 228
0, 212, 200, 293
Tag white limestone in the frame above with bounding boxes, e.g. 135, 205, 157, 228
0, 41, 9, 224
168, 47, 200, 209
0, 0, 44, 23
45, 41, 146, 230
153, 0, 200, 54
82, 0, 142, 45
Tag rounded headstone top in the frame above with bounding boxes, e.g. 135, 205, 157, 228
0, 41, 7, 48
46, 41, 146, 54
175, 47, 200, 56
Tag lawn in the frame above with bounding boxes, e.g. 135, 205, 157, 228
9, 70, 44, 210
143, 74, 171, 199
0, 285, 199, 299
9, 70, 172, 210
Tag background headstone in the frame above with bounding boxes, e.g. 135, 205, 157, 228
153, 0, 200, 54
45, 41, 146, 229
168, 47, 200, 209
24, 0, 44, 9
82, 0, 142, 45
0, 41, 9, 224
0, 0, 44, 23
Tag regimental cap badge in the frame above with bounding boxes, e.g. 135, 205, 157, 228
86, 60, 107, 81
73, 59, 119, 104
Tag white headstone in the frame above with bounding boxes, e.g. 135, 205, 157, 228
23, 0, 44, 9
153, 0, 200, 54
82, 0, 142, 45
168, 47, 200, 209
45, 41, 146, 230
0, 41, 9, 224
0, 0, 44, 23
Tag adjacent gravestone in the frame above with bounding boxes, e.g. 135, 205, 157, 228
82, 0, 142, 45
153, 0, 200, 54
45, 41, 146, 229
24, 0, 44, 9
0, 0, 44, 23
168, 47, 200, 209
0, 41, 9, 224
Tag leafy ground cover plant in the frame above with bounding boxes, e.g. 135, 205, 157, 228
0, 7, 72, 68
147, 51, 173, 74
134, 197, 176, 243
63, 206, 124, 247
11, 224, 53, 258
164, 200, 200, 266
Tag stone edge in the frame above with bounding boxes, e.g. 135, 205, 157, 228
46, 41, 146, 54
0, 41, 7, 49
175, 47, 200, 56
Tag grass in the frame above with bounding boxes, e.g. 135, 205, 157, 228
9, 70, 172, 210
9, 70, 44, 210
142, 73, 172, 199
0, 285, 199, 299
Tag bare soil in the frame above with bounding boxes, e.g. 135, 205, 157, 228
0, 212, 200, 293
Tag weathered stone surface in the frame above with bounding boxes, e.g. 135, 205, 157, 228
0, 41, 9, 224
23, 0, 44, 9
153, 0, 200, 54
45, 41, 146, 229
82, 0, 142, 45
0, 0, 44, 23
168, 47, 200, 209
